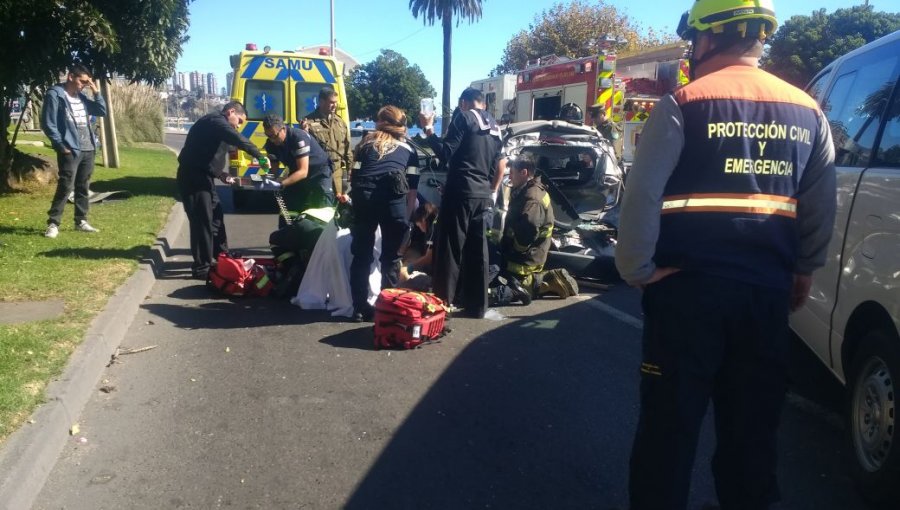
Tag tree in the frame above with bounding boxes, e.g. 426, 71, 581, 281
492, 0, 679, 75
762, 5, 900, 87
0, 0, 192, 188
409, 0, 483, 134
346, 50, 436, 123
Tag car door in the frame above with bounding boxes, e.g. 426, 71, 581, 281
792, 39, 900, 376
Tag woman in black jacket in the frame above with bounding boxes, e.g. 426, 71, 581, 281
349, 106, 419, 321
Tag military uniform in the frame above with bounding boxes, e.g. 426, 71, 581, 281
305, 110, 352, 196
596, 118, 624, 162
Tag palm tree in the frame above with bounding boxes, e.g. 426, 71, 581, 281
409, 0, 483, 134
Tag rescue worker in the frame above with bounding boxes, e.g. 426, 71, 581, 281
41, 63, 107, 238
419, 87, 503, 318
305, 87, 352, 199
489, 155, 578, 306
614, 1, 836, 509
177, 101, 264, 280
590, 106, 624, 162
558, 102, 583, 124
262, 113, 335, 229
348, 105, 420, 322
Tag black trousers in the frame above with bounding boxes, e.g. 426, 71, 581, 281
179, 184, 228, 275
349, 173, 409, 312
629, 272, 789, 510
433, 196, 492, 317
48, 150, 94, 226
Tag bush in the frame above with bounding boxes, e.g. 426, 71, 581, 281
110, 82, 163, 144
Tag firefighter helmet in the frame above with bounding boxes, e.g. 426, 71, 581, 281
677, 0, 777, 41
559, 103, 583, 123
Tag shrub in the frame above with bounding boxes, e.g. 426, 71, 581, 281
110, 82, 163, 144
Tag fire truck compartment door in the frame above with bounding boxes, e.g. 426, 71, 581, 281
516, 92, 533, 122
563, 83, 587, 111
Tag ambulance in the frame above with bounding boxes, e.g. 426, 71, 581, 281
227, 44, 351, 206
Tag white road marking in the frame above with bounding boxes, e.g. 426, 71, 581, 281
579, 296, 644, 330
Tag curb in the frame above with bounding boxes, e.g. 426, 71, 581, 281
0, 202, 186, 510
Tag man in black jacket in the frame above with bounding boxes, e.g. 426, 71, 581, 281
419, 88, 503, 318
177, 101, 264, 279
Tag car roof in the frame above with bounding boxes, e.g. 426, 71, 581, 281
812, 29, 900, 82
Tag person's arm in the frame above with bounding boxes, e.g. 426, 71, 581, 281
421, 111, 468, 163
40, 89, 67, 153
213, 116, 262, 160
281, 155, 309, 186
492, 157, 507, 197
792, 109, 837, 310
82, 81, 107, 117
614, 94, 684, 286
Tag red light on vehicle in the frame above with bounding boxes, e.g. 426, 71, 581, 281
246, 43, 257, 51
319, 47, 329, 55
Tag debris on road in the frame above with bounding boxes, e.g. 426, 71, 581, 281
70, 423, 80, 435
107, 345, 158, 366
99, 385, 116, 394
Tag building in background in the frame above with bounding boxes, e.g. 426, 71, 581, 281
226, 72, 234, 96
189, 71, 202, 92
206, 73, 218, 98
178, 72, 188, 92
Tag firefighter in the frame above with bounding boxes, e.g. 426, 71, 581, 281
558, 102, 583, 124
615, 1, 836, 509
176, 101, 264, 280
590, 105, 624, 162
305, 87, 353, 199
419, 88, 503, 318
347, 105, 420, 322
489, 155, 578, 306
262, 113, 335, 229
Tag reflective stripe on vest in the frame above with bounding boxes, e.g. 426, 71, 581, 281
661, 193, 797, 218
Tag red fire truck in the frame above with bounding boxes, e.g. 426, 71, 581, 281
512, 43, 690, 163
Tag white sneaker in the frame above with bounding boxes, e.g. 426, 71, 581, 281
44, 224, 59, 238
75, 220, 99, 233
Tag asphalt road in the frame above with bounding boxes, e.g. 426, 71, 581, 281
29, 133, 872, 509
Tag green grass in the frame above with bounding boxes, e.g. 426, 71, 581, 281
0, 140, 177, 442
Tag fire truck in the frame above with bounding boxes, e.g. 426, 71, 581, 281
469, 74, 517, 123
511, 43, 690, 163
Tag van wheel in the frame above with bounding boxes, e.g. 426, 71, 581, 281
232, 189, 249, 209
848, 329, 900, 504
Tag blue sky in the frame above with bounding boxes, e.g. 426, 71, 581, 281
176, 0, 878, 109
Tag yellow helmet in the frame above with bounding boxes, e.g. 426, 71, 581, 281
677, 0, 777, 41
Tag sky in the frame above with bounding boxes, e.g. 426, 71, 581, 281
176, 0, 881, 110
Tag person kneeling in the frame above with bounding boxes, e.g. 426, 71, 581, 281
489, 155, 578, 306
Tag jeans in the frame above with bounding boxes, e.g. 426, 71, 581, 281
47, 150, 95, 226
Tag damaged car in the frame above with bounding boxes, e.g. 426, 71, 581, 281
414, 119, 623, 283
496, 120, 622, 282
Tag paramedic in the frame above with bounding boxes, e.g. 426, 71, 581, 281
262, 114, 334, 229
615, 1, 836, 508
348, 106, 420, 322
419, 87, 503, 318
177, 101, 263, 280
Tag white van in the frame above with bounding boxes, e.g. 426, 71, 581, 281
792, 30, 900, 504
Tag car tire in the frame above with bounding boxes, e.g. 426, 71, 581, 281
847, 329, 900, 504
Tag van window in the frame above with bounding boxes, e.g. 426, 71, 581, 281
245, 80, 286, 120
821, 51, 898, 167
806, 69, 832, 103
296, 83, 325, 119
876, 85, 900, 167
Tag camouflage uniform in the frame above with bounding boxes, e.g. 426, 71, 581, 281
305, 110, 352, 195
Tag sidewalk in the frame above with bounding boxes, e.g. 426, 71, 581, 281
0, 204, 186, 510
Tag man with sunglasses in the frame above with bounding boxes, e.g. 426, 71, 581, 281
177, 101, 263, 280
41, 63, 107, 239
262, 114, 334, 229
